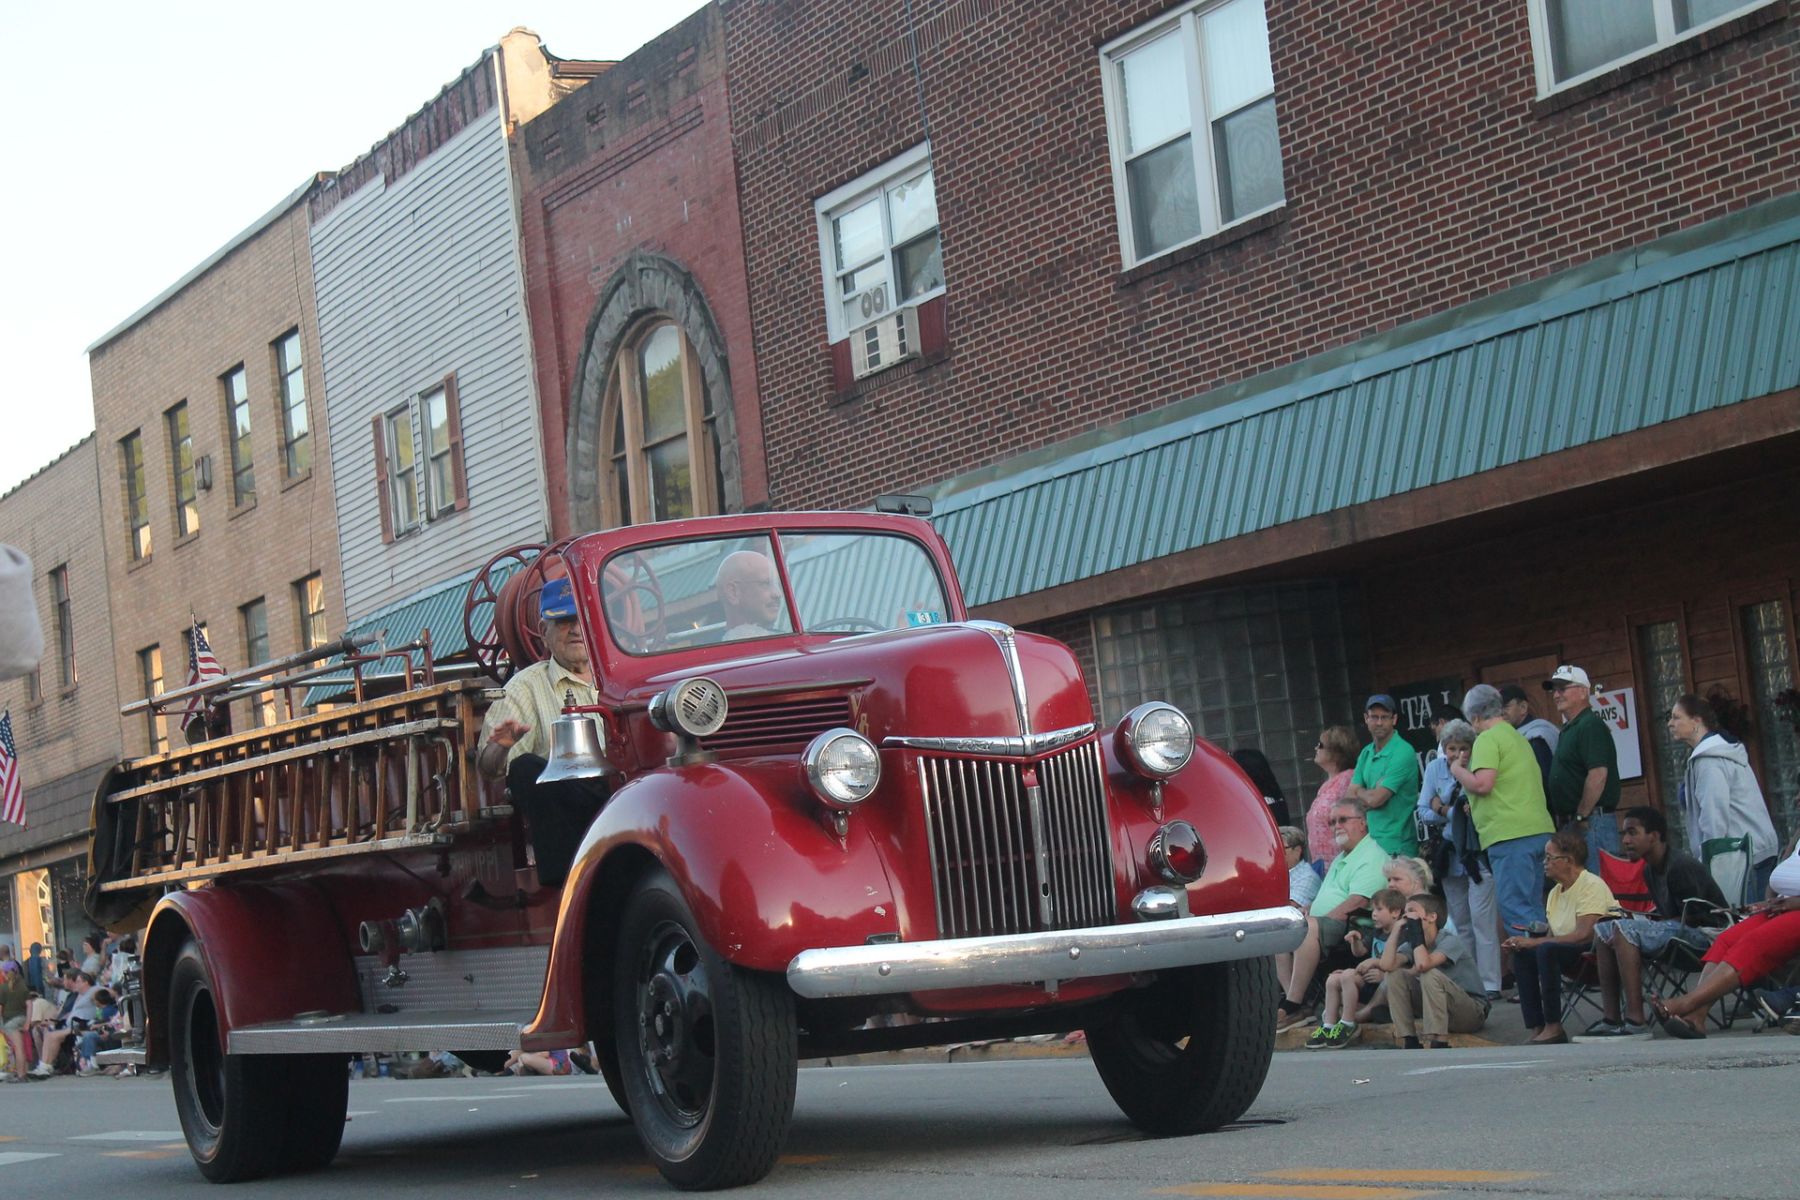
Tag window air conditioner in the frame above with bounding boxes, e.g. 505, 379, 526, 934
849, 305, 921, 380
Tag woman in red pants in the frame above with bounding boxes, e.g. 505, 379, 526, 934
1652, 842, 1800, 1038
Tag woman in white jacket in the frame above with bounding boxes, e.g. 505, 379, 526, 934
1670, 693, 1780, 902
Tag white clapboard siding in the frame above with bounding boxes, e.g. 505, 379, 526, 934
310, 102, 549, 622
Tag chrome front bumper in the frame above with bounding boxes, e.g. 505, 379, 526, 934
785, 903, 1306, 1000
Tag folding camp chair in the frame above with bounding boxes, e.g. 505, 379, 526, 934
1702, 836, 1755, 907
1558, 950, 1606, 1030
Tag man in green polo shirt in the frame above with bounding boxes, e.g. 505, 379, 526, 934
1277, 796, 1390, 1029
1346, 693, 1421, 856
1544, 664, 1621, 871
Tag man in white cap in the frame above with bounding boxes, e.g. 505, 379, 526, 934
1544, 665, 1621, 872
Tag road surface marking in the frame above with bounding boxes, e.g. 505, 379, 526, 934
67, 1131, 186, 1142
1402, 1059, 1552, 1077
374, 1101, 525, 1108
101, 1150, 179, 1160
1158, 1186, 1429, 1199
0, 1153, 61, 1166
1262, 1169, 1547, 1184
347, 1110, 378, 1117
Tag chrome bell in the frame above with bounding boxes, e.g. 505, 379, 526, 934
537, 695, 617, 784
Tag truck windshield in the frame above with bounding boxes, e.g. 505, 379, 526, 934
600, 531, 948, 655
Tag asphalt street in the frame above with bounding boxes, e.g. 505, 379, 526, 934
3, 1036, 1797, 1198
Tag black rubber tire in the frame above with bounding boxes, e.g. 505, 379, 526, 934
613, 870, 797, 1190
595, 1037, 632, 1117
276, 1053, 350, 1173
168, 942, 346, 1182
1085, 956, 1279, 1137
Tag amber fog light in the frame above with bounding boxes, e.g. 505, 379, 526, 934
1147, 820, 1206, 884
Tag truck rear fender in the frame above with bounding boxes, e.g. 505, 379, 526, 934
523, 761, 898, 1048
139, 883, 360, 1067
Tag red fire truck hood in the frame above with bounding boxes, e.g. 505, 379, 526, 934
637, 622, 1096, 743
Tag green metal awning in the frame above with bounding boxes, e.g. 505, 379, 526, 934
928, 193, 1800, 609
303, 562, 517, 704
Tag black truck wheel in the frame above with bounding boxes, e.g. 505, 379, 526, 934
613, 870, 797, 1190
168, 941, 346, 1181
1085, 956, 1279, 1137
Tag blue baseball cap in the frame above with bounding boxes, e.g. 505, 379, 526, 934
539, 577, 577, 621
1365, 693, 1398, 712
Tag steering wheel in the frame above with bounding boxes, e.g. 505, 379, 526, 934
811, 615, 887, 634
601, 552, 667, 653
465, 543, 545, 682
513, 537, 581, 665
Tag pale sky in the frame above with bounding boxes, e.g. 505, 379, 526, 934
0, 0, 708, 495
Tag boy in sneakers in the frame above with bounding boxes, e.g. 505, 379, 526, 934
1307, 888, 1410, 1048
1386, 893, 1490, 1048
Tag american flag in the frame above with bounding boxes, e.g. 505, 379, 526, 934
181, 621, 227, 732
0, 709, 23, 828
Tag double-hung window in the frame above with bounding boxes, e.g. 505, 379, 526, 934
50, 565, 74, 689
372, 376, 467, 541
223, 365, 254, 507
1100, 0, 1284, 268
1528, 0, 1774, 93
139, 644, 168, 755
814, 144, 944, 342
295, 574, 328, 651
167, 401, 199, 537
121, 431, 151, 560
420, 385, 458, 519
276, 329, 311, 478
385, 406, 420, 536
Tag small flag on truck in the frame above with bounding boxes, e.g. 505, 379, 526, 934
0, 709, 23, 827
182, 621, 227, 734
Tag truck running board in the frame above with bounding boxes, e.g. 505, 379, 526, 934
227, 1010, 532, 1055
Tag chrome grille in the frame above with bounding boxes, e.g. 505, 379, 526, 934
919, 740, 1115, 939
700, 696, 854, 754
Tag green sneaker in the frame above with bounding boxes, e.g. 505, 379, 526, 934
1304, 1024, 1337, 1049
1324, 1021, 1359, 1049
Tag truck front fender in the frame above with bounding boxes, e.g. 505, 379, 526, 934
523, 761, 898, 1047
140, 882, 359, 1066
1100, 735, 1289, 916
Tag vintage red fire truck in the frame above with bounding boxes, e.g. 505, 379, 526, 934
87, 509, 1303, 1190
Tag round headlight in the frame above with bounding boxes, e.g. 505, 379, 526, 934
648, 676, 729, 738
801, 728, 881, 810
1116, 701, 1195, 778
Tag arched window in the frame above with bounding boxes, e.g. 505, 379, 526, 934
603, 321, 724, 526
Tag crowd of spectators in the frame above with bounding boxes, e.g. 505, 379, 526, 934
1, 931, 141, 1081
1276, 666, 1800, 1047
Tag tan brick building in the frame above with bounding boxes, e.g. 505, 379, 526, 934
0, 437, 123, 952
88, 183, 345, 760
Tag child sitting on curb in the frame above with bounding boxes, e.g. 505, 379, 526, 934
1386, 893, 1491, 1049
1307, 888, 1411, 1048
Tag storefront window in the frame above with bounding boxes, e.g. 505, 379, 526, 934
1094, 579, 1369, 805
1741, 599, 1798, 843
1636, 620, 1690, 841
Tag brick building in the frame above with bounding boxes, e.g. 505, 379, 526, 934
87, 184, 345, 760
0, 438, 123, 951
718, 0, 1800, 834
516, 5, 766, 538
